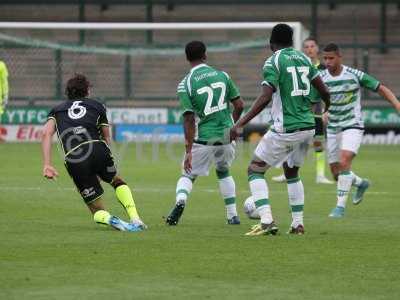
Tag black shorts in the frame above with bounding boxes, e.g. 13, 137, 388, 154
65, 141, 117, 204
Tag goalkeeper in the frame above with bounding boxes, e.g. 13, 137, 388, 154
0, 60, 8, 116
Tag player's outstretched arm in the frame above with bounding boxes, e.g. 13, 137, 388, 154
100, 125, 112, 146
230, 85, 273, 141
183, 112, 195, 173
311, 76, 330, 112
231, 97, 244, 123
41, 119, 58, 180
377, 84, 400, 113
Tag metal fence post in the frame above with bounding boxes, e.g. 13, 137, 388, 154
124, 54, 132, 99
55, 49, 62, 100
362, 49, 370, 99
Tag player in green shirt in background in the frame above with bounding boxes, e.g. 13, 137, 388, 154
321, 43, 400, 218
165, 41, 244, 226
272, 37, 333, 184
0, 60, 9, 116
231, 24, 330, 236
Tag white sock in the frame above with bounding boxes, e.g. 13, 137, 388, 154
249, 177, 273, 224
175, 176, 193, 205
218, 176, 238, 219
337, 171, 354, 208
351, 171, 363, 187
287, 178, 304, 227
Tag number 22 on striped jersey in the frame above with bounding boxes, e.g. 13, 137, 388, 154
197, 82, 227, 116
287, 66, 310, 96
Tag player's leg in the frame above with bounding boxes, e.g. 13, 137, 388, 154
109, 176, 146, 230
329, 129, 368, 218
65, 158, 132, 231
166, 175, 195, 226
245, 131, 288, 236
314, 115, 333, 184
283, 163, 304, 235
95, 142, 145, 230
246, 156, 278, 235
329, 150, 355, 218
89, 197, 133, 231
214, 143, 239, 224
166, 143, 211, 225
342, 130, 369, 204
284, 130, 313, 234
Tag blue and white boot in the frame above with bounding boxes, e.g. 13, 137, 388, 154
353, 179, 370, 205
109, 216, 128, 231
329, 206, 345, 218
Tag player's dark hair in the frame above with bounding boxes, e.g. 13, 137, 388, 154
269, 23, 293, 47
323, 43, 340, 53
303, 36, 318, 45
185, 41, 206, 62
65, 74, 90, 100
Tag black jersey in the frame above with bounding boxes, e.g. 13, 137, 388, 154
47, 98, 109, 156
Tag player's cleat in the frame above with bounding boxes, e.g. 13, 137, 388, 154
352, 179, 370, 205
165, 203, 185, 225
287, 224, 305, 235
316, 175, 334, 184
130, 218, 148, 230
272, 174, 286, 183
109, 216, 128, 231
245, 222, 279, 236
227, 215, 240, 225
124, 222, 144, 232
329, 206, 345, 218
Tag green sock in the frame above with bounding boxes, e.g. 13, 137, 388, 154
316, 151, 325, 177
116, 185, 139, 221
93, 210, 111, 225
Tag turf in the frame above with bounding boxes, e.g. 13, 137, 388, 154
0, 142, 399, 300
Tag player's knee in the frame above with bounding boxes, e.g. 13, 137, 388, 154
247, 161, 267, 177
283, 163, 299, 179
111, 176, 126, 189
339, 157, 352, 171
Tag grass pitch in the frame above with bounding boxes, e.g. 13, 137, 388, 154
0, 142, 399, 300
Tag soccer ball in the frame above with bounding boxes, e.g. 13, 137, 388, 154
243, 196, 260, 219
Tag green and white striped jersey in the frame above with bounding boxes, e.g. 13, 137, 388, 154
320, 65, 380, 132
262, 48, 320, 133
177, 64, 240, 143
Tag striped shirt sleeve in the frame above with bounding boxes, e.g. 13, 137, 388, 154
177, 77, 194, 114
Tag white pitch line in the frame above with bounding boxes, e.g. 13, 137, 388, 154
0, 186, 393, 195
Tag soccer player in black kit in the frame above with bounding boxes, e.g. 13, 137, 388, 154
41, 74, 146, 232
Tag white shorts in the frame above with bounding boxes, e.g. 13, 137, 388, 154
327, 128, 364, 164
182, 142, 236, 177
254, 129, 314, 168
